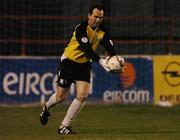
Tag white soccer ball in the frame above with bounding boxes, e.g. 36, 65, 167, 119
107, 55, 125, 72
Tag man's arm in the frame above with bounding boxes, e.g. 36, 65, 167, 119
75, 23, 100, 62
100, 31, 116, 56
75, 22, 111, 72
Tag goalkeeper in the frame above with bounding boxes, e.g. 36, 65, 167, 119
40, 4, 123, 134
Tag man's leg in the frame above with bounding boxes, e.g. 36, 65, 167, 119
40, 86, 69, 125
58, 81, 89, 134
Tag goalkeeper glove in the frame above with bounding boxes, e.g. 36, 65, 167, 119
99, 58, 110, 72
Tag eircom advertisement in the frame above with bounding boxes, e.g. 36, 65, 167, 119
153, 56, 180, 105
0, 57, 153, 105
0, 58, 59, 105
93, 57, 153, 104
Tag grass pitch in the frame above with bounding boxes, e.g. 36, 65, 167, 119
0, 104, 180, 140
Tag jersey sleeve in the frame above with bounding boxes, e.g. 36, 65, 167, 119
75, 23, 100, 62
100, 29, 116, 56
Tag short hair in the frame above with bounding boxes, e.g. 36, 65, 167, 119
88, 5, 104, 15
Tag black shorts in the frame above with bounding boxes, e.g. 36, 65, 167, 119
56, 58, 91, 88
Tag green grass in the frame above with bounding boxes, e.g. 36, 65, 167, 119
0, 104, 180, 140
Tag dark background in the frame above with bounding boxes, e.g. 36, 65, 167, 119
0, 0, 180, 56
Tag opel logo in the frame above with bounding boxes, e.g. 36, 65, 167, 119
162, 61, 180, 87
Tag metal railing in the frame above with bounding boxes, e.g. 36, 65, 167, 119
0, 15, 179, 55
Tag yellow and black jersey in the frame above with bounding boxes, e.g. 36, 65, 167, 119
64, 21, 116, 63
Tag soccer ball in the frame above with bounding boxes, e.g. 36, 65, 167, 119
107, 55, 125, 72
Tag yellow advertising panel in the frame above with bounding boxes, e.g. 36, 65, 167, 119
153, 56, 180, 105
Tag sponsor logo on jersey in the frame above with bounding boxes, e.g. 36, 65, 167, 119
81, 37, 88, 43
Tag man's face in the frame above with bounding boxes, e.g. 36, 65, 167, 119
88, 8, 104, 29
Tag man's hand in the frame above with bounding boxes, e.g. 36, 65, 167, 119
99, 58, 110, 72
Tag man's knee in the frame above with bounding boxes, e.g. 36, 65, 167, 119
55, 87, 69, 102
56, 93, 65, 102
76, 96, 87, 102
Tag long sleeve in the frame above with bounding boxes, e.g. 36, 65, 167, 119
75, 23, 101, 62
100, 29, 116, 56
